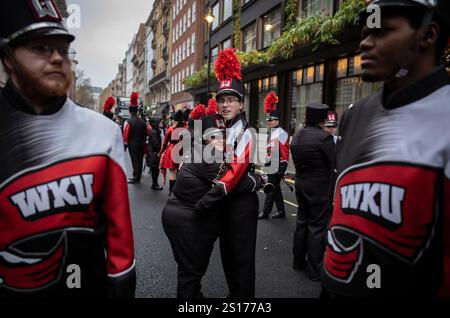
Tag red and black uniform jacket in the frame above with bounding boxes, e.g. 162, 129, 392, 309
266, 126, 290, 176
322, 66, 450, 298
0, 81, 135, 297
123, 116, 147, 151
195, 113, 255, 213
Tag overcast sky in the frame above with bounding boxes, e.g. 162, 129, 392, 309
68, 0, 155, 89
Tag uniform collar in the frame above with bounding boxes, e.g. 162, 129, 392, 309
2, 80, 67, 115
382, 65, 449, 109
226, 112, 248, 128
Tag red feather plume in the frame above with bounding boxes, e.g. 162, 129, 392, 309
130, 92, 139, 107
214, 48, 242, 82
264, 92, 278, 114
206, 98, 219, 115
190, 104, 206, 120
103, 96, 116, 112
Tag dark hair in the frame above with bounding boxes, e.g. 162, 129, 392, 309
383, 7, 449, 63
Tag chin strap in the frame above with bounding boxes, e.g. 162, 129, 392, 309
395, 68, 410, 78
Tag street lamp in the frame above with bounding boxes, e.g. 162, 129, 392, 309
205, 8, 216, 99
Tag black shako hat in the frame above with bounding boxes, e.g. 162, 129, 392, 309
305, 103, 329, 125
358, 0, 450, 29
264, 92, 281, 121
129, 92, 139, 112
0, 0, 75, 47
201, 114, 226, 139
188, 104, 226, 138
214, 48, 245, 102
173, 110, 183, 122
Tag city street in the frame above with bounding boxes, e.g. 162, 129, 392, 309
124, 154, 322, 298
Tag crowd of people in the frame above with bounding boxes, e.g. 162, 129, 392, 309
1, 0, 449, 299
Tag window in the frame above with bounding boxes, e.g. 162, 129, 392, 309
211, 46, 219, 64
192, 2, 196, 22
335, 54, 380, 118
172, 53, 175, 67
222, 38, 232, 49
262, 8, 281, 48
183, 14, 187, 33
187, 37, 191, 56
188, 8, 191, 25
290, 63, 324, 133
182, 41, 186, 60
242, 23, 256, 52
175, 48, 179, 65
173, 29, 175, 43
302, 0, 333, 17
257, 76, 278, 129
223, 0, 232, 21
243, 82, 250, 116
191, 33, 195, 53
175, 73, 178, 93
212, 3, 220, 30
191, 63, 195, 75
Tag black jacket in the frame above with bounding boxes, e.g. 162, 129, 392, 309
174, 147, 258, 211
290, 125, 335, 185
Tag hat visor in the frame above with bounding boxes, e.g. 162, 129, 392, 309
12, 27, 75, 45
216, 89, 243, 101
204, 128, 225, 140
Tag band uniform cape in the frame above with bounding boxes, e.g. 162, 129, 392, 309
0, 82, 135, 297
322, 66, 450, 298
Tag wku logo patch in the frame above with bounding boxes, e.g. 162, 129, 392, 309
9, 174, 94, 220
324, 163, 438, 283
219, 80, 232, 90
0, 157, 107, 292
27, 0, 62, 21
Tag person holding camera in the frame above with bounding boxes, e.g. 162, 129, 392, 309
258, 92, 290, 219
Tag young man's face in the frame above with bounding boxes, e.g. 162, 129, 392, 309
360, 14, 421, 82
5, 35, 72, 98
323, 125, 337, 135
267, 119, 279, 128
217, 94, 243, 121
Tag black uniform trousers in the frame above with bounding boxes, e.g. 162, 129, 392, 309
128, 142, 145, 182
162, 197, 222, 298
219, 192, 259, 298
293, 179, 330, 279
262, 173, 285, 214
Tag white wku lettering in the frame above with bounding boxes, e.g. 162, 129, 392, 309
341, 182, 405, 224
10, 174, 94, 218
